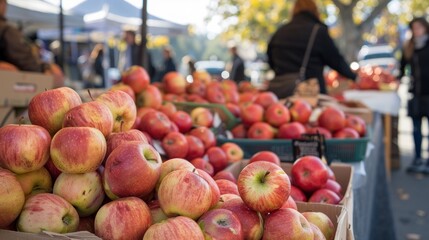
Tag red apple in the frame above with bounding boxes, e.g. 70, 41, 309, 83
309, 189, 341, 204
50, 127, 106, 174
28, 87, 82, 136
265, 103, 290, 127
190, 158, 214, 176
226, 103, 241, 118
0, 124, 51, 174
143, 216, 204, 240
247, 122, 276, 139
302, 212, 335, 240
185, 135, 205, 160
334, 127, 360, 139
121, 65, 150, 94
198, 209, 243, 240
223, 89, 239, 105
136, 85, 163, 109
105, 129, 148, 160
196, 169, 221, 208
289, 100, 312, 124
238, 81, 257, 93
16, 167, 52, 198
163, 71, 187, 94
306, 127, 333, 139
139, 111, 172, 140
0, 169, 25, 228
280, 196, 298, 210
326, 166, 336, 181
346, 114, 366, 137
158, 102, 177, 118
231, 124, 247, 138
290, 185, 308, 202
291, 156, 328, 193
221, 142, 244, 163
187, 81, 207, 97
170, 121, 179, 132
207, 146, 229, 173
239, 92, 257, 103
189, 126, 216, 151
221, 79, 238, 92
240, 103, 264, 126
190, 107, 214, 128
318, 106, 346, 132
44, 158, 62, 181
322, 179, 342, 196
213, 170, 237, 183
156, 158, 194, 190
255, 91, 279, 109
95, 197, 152, 240
110, 83, 136, 101
163, 93, 183, 102
263, 208, 313, 240
237, 161, 291, 213
249, 151, 281, 166
216, 179, 239, 195
277, 122, 306, 139
162, 132, 189, 159
170, 111, 193, 133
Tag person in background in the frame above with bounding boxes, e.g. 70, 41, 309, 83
118, 30, 139, 72
159, 45, 176, 80
229, 45, 246, 83
266, 0, 356, 98
90, 43, 105, 88
398, 17, 429, 174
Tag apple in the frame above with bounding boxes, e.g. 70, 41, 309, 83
240, 103, 264, 126
185, 135, 205, 160
53, 171, 105, 217
28, 87, 82, 135
190, 158, 215, 176
302, 212, 335, 240
265, 103, 290, 127
238, 161, 291, 213
219, 194, 241, 203
277, 122, 306, 139
170, 111, 193, 133
223, 88, 240, 104
309, 189, 341, 204
95, 197, 152, 240
220, 142, 243, 164
221, 79, 239, 92
326, 166, 336, 181
147, 200, 169, 224
186, 94, 207, 103
76, 216, 95, 233
280, 196, 298, 211
249, 151, 281, 166
334, 127, 360, 139
170, 121, 179, 132
16, 167, 52, 197
239, 92, 257, 103
156, 158, 194, 190
110, 83, 136, 101
143, 216, 204, 240
158, 169, 213, 220
105, 129, 148, 160
0, 124, 51, 174
17, 193, 79, 233
322, 179, 342, 196
226, 103, 241, 118
139, 111, 172, 140
162, 132, 189, 159
190, 107, 214, 128
263, 208, 313, 240
96, 90, 137, 132
207, 146, 229, 173
51, 127, 106, 174
289, 100, 312, 124
0, 169, 25, 228
247, 122, 276, 139
104, 142, 162, 199
255, 91, 279, 109
158, 101, 177, 118
213, 170, 237, 183
187, 80, 207, 96
310, 222, 327, 240
163, 71, 187, 94
189, 126, 217, 151
290, 185, 308, 202
346, 114, 366, 137
291, 156, 328, 193
238, 81, 257, 93
44, 158, 62, 181
306, 127, 332, 139
231, 123, 247, 138
62, 101, 114, 137
206, 88, 226, 104
198, 209, 243, 240
318, 106, 346, 132
216, 179, 239, 195
121, 65, 150, 94
196, 169, 221, 208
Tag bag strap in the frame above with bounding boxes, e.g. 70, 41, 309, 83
299, 24, 320, 81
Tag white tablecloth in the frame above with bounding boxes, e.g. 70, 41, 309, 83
343, 90, 401, 116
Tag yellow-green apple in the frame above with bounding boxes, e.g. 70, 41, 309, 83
198, 209, 243, 240
217, 196, 263, 240
213, 170, 237, 183
308, 189, 341, 204
158, 169, 213, 220
290, 185, 308, 202
263, 208, 313, 240
53, 171, 105, 217
189, 126, 216, 151
17, 193, 79, 233
185, 135, 205, 159
105, 129, 148, 160
187, 80, 207, 97
196, 169, 221, 208
239, 92, 257, 104
190, 158, 214, 176
277, 122, 306, 139
291, 156, 328, 193
265, 103, 290, 127
95, 197, 152, 240
280, 196, 298, 211
222, 88, 239, 104
190, 107, 214, 128
104, 142, 161, 199
62, 101, 114, 137
50, 127, 106, 174
216, 179, 239, 195
143, 216, 204, 240
163, 71, 187, 94
96, 90, 137, 132
0, 124, 51, 174
247, 122, 276, 139
170, 110, 192, 133
221, 142, 244, 163
240, 103, 264, 126
207, 146, 228, 173
162, 132, 189, 159
159, 101, 177, 118
289, 100, 312, 124
318, 106, 346, 132
231, 123, 247, 138
254, 91, 279, 109
110, 83, 136, 101
121, 66, 150, 94
16, 167, 52, 198
333, 127, 360, 139
148, 200, 169, 224
302, 212, 335, 240
322, 179, 342, 196
249, 151, 281, 167
28, 87, 82, 136
226, 103, 241, 118
44, 157, 62, 181
346, 114, 366, 137
310, 222, 326, 240
237, 161, 291, 213
139, 111, 172, 140
156, 158, 194, 190
76, 216, 95, 233
306, 127, 332, 139
0, 169, 25, 228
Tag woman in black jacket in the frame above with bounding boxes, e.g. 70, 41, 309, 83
267, 0, 356, 97
398, 17, 429, 173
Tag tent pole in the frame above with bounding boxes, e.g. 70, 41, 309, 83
139, 0, 148, 68
59, 0, 65, 69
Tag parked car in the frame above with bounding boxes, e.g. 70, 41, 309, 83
357, 44, 399, 76
194, 60, 229, 80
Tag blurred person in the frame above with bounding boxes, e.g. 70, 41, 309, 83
159, 45, 176, 80
398, 17, 429, 173
229, 45, 246, 83
118, 30, 139, 71
89, 44, 105, 88
266, 0, 356, 98
180, 55, 196, 78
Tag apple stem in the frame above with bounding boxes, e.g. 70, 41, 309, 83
88, 89, 94, 101
261, 171, 270, 183
192, 168, 196, 173
120, 121, 124, 132
219, 197, 224, 203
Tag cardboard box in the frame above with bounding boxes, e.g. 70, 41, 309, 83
0, 230, 101, 240
0, 70, 53, 107
0, 107, 15, 126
